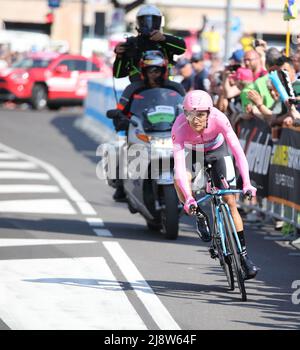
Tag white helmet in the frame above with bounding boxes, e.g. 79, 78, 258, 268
137, 4, 162, 17
136, 5, 163, 36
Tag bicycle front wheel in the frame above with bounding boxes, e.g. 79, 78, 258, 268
213, 219, 234, 291
220, 204, 247, 302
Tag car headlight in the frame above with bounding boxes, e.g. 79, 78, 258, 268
11, 72, 29, 81
150, 137, 173, 149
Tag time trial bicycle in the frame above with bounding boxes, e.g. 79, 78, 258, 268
190, 163, 252, 302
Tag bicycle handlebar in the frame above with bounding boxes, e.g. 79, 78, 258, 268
196, 189, 252, 206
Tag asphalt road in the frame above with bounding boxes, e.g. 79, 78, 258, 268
0, 107, 299, 330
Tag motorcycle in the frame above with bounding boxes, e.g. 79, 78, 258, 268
107, 87, 183, 239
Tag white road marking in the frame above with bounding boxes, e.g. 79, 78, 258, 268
0, 153, 17, 160
0, 257, 147, 330
288, 253, 300, 256
0, 143, 96, 216
86, 218, 104, 227
0, 239, 97, 247
292, 237, 300, 245
0, 185, 60, 193
93, 229, 112, 237
0, 162, 37, 169
103, 241, 180, 330
0, 171, 50, 180
263, 236, 290, 241
0, 199, 76, 215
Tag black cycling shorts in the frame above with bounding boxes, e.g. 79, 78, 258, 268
185, 142, 236, 190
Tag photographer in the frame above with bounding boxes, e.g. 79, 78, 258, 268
215, 63, 246, 120
113, 4, 186, 81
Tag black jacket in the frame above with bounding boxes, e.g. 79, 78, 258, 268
118, 79, 185, 115
113, 34, 186, 80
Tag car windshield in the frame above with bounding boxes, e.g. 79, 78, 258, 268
12, 58, 51, 69
130, 88, 183, 131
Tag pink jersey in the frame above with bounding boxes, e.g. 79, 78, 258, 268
171, 107, 251, 201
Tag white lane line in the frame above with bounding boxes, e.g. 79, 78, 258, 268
93, 229, 112, 237
0, 153, 17, 160
0, 199, 76, 215
103, 241, 180, 330
0, 257, 147, 330
0, 162, 37, 169
86, 218, 104, 227
0, 239, 97, 247
0, 185, 60, 193
263, 236, 290, 241
288, 253, 300, 256
0, 171, 50, 180
292, 238, 300, 244
0, 143, 96, 216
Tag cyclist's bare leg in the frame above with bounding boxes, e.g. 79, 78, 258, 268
223, 194, 243, 232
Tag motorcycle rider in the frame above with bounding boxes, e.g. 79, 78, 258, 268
171, 90, 259, 280
110, 50, 185, 201
113, 4, 186, 81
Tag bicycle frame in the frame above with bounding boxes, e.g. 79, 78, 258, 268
196, 189, 243, 256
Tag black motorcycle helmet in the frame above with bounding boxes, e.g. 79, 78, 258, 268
136, 5, 163, 37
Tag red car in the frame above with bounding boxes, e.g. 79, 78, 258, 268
0, 52, 111, 110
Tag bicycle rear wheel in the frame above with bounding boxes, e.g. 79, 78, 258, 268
220, 204, 247, 302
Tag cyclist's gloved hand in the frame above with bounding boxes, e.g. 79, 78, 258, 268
243, 184, 257, 197
184, 196, 198, 215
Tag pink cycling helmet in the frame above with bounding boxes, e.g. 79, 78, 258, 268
183, 90, 213, 112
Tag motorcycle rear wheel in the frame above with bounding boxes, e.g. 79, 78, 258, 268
161, 185, 179, 240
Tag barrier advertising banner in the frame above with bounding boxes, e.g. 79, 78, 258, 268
268, 126, 300, 210
237, 117, 273, 197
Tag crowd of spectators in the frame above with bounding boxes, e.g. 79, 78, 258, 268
175, 39, 300, 131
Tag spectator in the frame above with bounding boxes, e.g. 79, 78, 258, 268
229, 49, 245, 67
215, 68, 243, 125
175, 58, 195, 92
190, 52, 210, 91
276, 55, 300, 103
291, 50, 300, 79
232, 67, 254, 91
241, 47, 282, 114
202, 25, 221, 59
240, 32, 255, 52
244, 49, 267, 81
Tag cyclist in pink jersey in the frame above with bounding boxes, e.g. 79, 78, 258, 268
171, 90, 258, 279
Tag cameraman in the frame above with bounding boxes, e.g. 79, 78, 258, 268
113, 4, 186, 81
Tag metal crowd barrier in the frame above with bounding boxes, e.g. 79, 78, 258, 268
238, 197, 300, 233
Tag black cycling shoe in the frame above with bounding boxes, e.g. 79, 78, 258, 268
209, 246, 218, 259
113, 186, 127, 203
196, 209, 212, 242
240, 254, 259, 280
